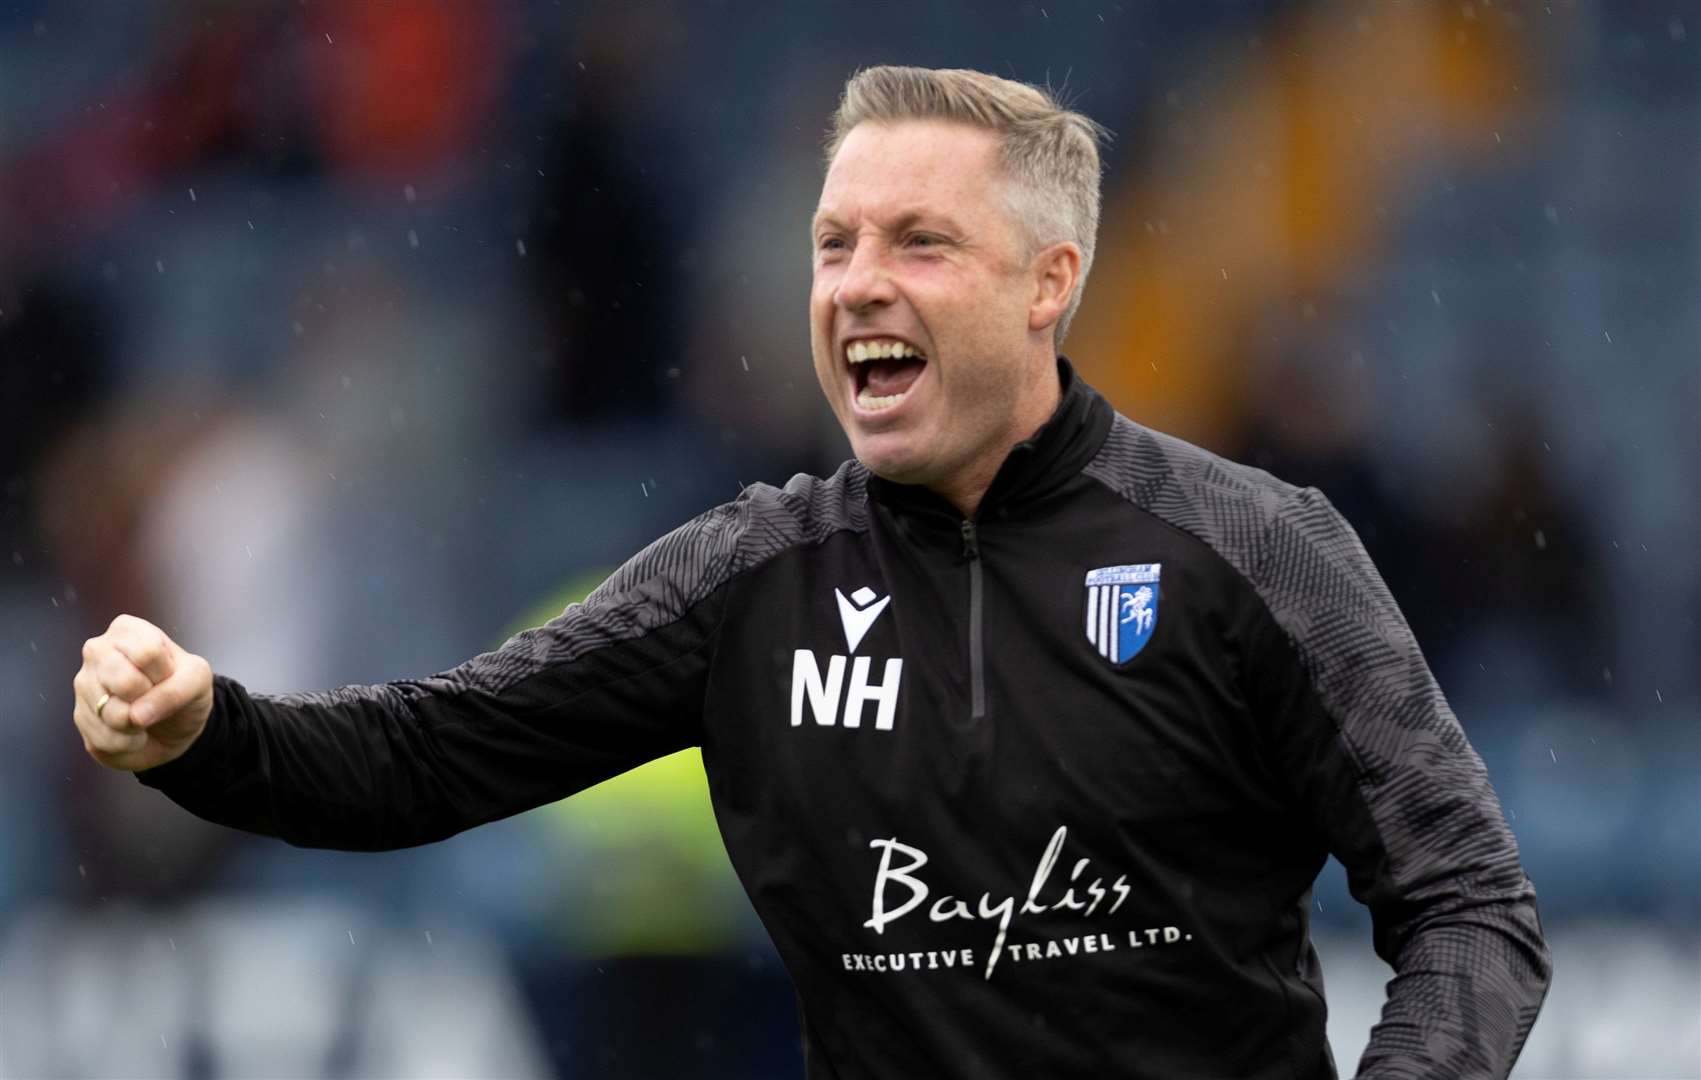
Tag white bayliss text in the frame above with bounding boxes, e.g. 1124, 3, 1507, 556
863, 825, 1133, 980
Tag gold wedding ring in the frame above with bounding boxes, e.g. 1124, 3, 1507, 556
95, 691, 112, 720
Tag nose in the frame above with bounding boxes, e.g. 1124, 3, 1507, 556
835, 240, 896, 313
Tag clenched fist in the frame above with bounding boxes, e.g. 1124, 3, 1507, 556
73, 614, 214, 772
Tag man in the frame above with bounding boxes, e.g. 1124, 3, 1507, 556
73, 66, 1550, 1078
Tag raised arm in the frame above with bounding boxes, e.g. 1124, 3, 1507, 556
75, 499, 747, 851
1247, 486, 1551, 1079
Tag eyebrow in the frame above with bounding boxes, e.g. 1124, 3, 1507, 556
811, 208, 966, 237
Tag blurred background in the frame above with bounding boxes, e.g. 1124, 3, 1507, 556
1, 1, 1696, 1077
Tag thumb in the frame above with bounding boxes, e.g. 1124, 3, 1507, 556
131, 648, 210, 729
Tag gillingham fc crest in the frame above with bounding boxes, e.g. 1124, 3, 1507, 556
1084, 563, 1161, 664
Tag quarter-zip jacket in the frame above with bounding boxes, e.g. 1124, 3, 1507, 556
140, 360, 1550, 1079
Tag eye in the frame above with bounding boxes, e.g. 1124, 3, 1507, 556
905, 233, 939, 248
817, 235, 848, 254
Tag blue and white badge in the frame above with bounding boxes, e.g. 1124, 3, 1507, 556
1084, 563, 1161, 664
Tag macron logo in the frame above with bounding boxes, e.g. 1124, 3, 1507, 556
792, 586, 903, 731
835, 586, 892, 653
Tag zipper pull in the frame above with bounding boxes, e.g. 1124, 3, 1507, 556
960, 520, 979, 560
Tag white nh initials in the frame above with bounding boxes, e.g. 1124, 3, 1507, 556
791, 585, 902, 730
790, 650, 904, 730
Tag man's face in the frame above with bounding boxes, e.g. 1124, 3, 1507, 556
810, 120, 1052, 499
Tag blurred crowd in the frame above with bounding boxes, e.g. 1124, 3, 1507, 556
1, 1, 1695, 1076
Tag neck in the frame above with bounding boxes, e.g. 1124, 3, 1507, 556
934, 466, 997, 520
930, 356, 1063, 519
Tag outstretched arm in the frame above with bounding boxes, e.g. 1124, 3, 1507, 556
79, 498, 747, 852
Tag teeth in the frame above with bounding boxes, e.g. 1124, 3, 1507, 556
857, 387, 907, 411
846, 338, 924, 364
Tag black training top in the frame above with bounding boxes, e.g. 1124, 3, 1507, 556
140, 359, 1551, 1079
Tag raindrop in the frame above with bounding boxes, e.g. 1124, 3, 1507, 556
1655, 690, 1663, 704
1548, 747, 1557, 764
404, 184, 417, 203
1430, 289, 1442, 307
347, 929, 356, 945
156, 259, 166, 274
247, 220, 254, 230
1543, 203, 1558, 224
425, 930, 434, 946
77, 864, 85, 877
640, 482, 650, 497
188, 187, 196, 203
516, 239, 527, 257
325, 32, 333, 44
408, 229, 420, 249
160, 1034, 168, 1050
740, 355, 749, 371
1533, 530, 1547, 550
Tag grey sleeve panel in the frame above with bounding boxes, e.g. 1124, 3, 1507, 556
1085, 415, 1551, 1079
270, 462, 870, 712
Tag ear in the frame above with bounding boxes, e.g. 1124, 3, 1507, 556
1027, 242, 1082, 335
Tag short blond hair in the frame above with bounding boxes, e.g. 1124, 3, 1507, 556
825, 65, 1107, 345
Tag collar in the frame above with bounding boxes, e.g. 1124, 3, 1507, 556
865, 356, 1115, 524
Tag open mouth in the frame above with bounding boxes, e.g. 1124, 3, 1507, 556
847, 338, 928, 412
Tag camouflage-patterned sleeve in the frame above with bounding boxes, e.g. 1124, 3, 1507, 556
135, 496, 752, 851
1250, 485, 1551, 1079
